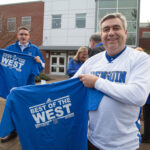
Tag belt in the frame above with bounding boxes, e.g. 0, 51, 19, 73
88, 140, 100, 150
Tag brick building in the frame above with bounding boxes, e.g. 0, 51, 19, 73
139, 23, 150, 52
1, 0, 147, 76
0, 0, 44, 49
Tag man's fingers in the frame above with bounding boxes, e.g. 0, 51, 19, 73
78, 74, 84, 79
34, 56, 41, 63
77, 74, 98, 88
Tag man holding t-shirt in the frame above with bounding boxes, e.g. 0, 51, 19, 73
0, 26, 44, 142
6, 26, 45, 85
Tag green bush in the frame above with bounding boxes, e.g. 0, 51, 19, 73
145, 49, 150, 54
35, 73, 51, 82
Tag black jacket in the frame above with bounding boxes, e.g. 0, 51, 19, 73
88, 45, 105, 58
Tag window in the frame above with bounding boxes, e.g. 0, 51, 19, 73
118, 0, 137, 8
52, 15, 61, 29
127, 22, 136, 32
76, 13, 86, 28
98, 0, 117, 8
97, 0, 139, 46
7, 17, 16, 32
118, 8, 137, 21
142, 32, 150, 38
98, 9, 116, 22
126, 33, 136, 45
22, 16, 31, 30
0, 18, 2, 32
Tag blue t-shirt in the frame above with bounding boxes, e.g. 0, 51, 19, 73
0, 49, 40, 99
0, 78, 103, 150
6, 41, 45, 85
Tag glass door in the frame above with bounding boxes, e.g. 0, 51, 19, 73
50, 55, 66, 75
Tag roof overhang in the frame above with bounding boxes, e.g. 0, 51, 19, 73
39, 46, 81, 51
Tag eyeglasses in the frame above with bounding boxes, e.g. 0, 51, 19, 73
19, 33, 29, 36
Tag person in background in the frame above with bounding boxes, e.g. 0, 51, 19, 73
0, 26, 45, 143
135, 47, 144, 52
6, 26, 45, 85
67, 46, 88, 78
74, 13, 150, 150
135, 47, 150, 143
142, 94, 150, 143
88, 33, 105, 58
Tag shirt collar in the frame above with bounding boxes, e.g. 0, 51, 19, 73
95, 42, 103, 48
18, 41, 29, 47
105, 46, 127, 63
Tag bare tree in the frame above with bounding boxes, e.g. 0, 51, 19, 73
0, 16, 17, 49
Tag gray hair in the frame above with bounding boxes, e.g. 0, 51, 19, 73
100, 13, 127, 30
89, 33, 101, 43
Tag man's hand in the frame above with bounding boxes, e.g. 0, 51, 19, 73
78, 74, 99, 88
34, 56, 41, 63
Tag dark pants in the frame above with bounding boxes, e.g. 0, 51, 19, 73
143, 104, 150, 140
88, 140, 100, 150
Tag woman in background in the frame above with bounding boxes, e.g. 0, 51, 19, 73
67, 46, 88, 78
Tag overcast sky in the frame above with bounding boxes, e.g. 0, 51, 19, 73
0, 0, 149, 23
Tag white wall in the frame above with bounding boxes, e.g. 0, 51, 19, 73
43, 0, 96, 47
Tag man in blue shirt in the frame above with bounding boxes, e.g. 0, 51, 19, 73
0, 48, 40, 143
6, 26, 45, 84
0, 49, 40, 99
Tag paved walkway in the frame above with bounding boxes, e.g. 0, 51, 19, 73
47, 75, 69, 83
0, 75, 150, 150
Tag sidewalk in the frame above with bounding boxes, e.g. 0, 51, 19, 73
0, 75, 150, 150
46, 75, 69, 83
36, 75, 69, 85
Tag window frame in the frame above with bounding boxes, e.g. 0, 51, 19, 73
7, 17, 16, 32
142, 32, 150, 38
21, 16, 31, 30
75, 13, 86, 28
52, 14, 62, 29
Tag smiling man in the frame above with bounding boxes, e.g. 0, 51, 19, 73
74, 13, 150, 150
100, 15, 127, 56
6, 26, 45, 84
